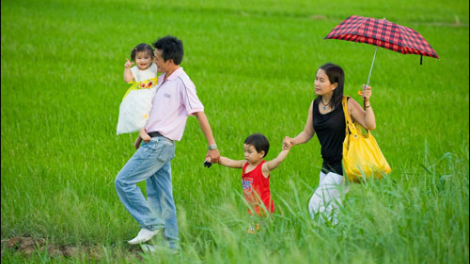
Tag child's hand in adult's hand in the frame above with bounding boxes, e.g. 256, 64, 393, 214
206, 149, 220, 164
204, 157, 213, 168
125, 58, 134, 69
283, 136, 293, 150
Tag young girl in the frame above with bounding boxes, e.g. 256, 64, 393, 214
117, 43, 157, 141
215, 133, 291, 232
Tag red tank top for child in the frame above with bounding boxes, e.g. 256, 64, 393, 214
242, 160, 275, 216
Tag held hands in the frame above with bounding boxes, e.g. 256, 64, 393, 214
204, 157, 213, 168
203, 149, 220, 168
125, 58, 134, 69
283, 136, 294, 150
206, 149, 220, 164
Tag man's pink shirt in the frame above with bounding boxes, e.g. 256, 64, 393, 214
145, 67, 204, 141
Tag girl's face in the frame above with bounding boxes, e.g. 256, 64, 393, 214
135, 51, 153, 70
314, 69, 337, 96
243, 144, 264, 164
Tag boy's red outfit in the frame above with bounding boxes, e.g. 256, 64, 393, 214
242, 161, 275, 216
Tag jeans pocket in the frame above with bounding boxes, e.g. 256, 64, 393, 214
157, 144, 174, 162
138, 137, 175, 161
146, 139, 174, 162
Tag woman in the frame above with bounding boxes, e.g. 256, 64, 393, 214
284, 63, 376, 224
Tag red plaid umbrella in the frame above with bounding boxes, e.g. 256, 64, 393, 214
325, 15, 439, 87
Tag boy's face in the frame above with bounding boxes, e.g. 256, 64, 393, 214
243, 144, 264, 163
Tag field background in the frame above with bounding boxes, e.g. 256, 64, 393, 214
1, 0, 469, 263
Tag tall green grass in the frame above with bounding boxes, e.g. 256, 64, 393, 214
1, 0, 469, 263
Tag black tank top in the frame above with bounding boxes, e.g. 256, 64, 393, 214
312, 97, 348, 175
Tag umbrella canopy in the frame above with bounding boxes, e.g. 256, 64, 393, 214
325, 15, 439, 59
324, 15, 439, 96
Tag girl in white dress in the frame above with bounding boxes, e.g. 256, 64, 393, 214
117, 43, 158, 140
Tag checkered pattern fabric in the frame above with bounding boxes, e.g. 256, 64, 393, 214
325, 16, 439, 59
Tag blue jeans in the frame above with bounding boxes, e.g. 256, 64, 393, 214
115, 136, 178, 248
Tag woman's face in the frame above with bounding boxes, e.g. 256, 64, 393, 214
314, 69, 337, 96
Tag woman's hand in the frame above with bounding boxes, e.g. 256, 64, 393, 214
361, 84, 372, 102
283, 136, 294, 149
352, 85, 376, 130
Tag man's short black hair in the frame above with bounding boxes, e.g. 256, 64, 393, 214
152, 36, 184, 65
244, 133, 270, 157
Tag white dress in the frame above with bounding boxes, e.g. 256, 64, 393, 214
116, 63, 158, 135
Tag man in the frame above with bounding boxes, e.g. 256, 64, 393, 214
115, 36, 220, 250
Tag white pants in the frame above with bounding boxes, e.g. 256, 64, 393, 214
308, 171, 348, 225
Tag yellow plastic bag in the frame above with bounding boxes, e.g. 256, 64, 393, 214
342, 96, 391, 181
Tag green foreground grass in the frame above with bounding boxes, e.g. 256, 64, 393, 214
1, 0, 469, 263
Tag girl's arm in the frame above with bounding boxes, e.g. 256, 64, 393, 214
124, 58, 135, 83
349, 85, 376, 130
285, 101, 316, 146
218, 156, 245, 169
262, 147, 290, 177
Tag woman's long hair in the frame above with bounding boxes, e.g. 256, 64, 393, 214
318, 63, 344, 109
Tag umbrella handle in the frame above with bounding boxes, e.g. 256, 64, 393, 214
364, 45, 379, 109
366, 45, 378, 88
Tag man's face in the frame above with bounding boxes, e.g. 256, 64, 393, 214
154, 49, 170, 74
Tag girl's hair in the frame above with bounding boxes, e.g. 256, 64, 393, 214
318, 63, 345, 109
244, 133, 270, 157
130, 43, 154, 61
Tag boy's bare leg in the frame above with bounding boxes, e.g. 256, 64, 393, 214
139, 128, 151, 141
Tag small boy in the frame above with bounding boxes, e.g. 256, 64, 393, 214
213, 133, 291, 232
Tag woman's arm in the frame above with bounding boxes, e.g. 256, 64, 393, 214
285, 101, 316, 146
349, 85, 376, 130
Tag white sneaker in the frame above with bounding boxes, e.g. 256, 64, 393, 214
128, 228, 159, 245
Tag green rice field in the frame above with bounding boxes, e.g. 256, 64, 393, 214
1, 0, 469, 263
